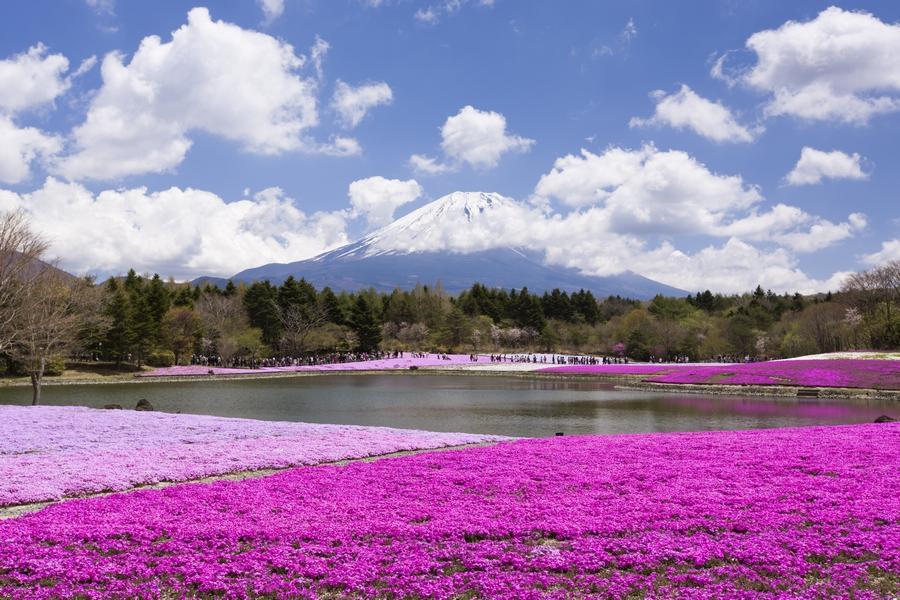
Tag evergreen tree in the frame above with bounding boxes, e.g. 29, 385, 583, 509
349, 296, 382, 352
243, 281, 281, 347
318, 286, 344, 325
103, 279, 132, 366
439, 307, 472, 348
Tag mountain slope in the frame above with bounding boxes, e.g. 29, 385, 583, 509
199, 192, 686, 299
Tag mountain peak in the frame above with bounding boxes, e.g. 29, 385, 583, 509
213, 189, 686, 299
342, 191, 518, 258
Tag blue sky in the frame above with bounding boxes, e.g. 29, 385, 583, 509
0, 1, 898, 292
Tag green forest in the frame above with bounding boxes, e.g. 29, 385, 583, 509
42, 258, 900, 370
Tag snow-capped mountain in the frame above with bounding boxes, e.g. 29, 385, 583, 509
198, 192, 685, 299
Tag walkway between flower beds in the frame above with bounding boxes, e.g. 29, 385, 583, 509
1, 424, 897, 598
539, 359, 900, 390
0, 406, 506, 507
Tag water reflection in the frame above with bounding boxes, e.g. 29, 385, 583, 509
0, 374, 892, 437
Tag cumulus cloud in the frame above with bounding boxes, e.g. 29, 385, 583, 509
314, 136, 362, 157
0, 178, 350, 279
53, 8, 329, 181
348, 176, 422, 228
739, 6, 900, 124
331, 80, 393, 128
629, 85, 758, 143
410, 106, 533, 173
258, 0, 285, 23
408, 154, 452, 175
0, 45, 75, 183
0, 116, 62, 184
534, 144, 761, 233
784, 147, 868, 186
862, 239, 900, 266
599, 238, 852, 295
441, 106, 533, 168
532, 144, 868, 254
360, 190, 852, 294
0, 44, 71, 113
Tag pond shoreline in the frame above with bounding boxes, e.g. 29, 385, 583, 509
2, 366, 898, 401
0, 367, 900, 403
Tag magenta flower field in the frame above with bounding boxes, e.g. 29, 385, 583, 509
0, 406, 505, 507
541, 359, 900, 390
141, 354, 487, 377
1, 424, 897, 598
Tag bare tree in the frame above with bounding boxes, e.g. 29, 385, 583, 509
276, 302, 328, 356
0, 210, 49, 353
9, 270, 89, 405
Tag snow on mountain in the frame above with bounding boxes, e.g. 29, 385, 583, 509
197, 192, 687, 299
323, 191, 533, 260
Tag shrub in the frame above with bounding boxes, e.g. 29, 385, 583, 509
146, 350, 176, 367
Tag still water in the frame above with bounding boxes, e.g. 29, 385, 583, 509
0, 374, 892, 437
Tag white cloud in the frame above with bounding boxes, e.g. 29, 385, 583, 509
413, 0, 494, 25
348, 176, 422, 228
621, 18, 637, 43
54, 8, 326, 181
439, 105, 533, 170
629, 85, 758, 143
408, 154, 452, 175
258, 0, 285, 23
741, 7, 900, 124
414, 7, 440, 24
0, 44, 71, 113
610, 238, 851, 294
309, 35, 329, 80
534, 144, 761, 235
331, 80, 393, 128
0, 45, 73, 183
85, 0, 115, 16
359, 190, 850, 294
409, 106, 532, 173
0, 116, 62, 184
784, 147, 868, 186
316, 136, 362, 157
527, 144, 866, 285
862, 239, 900, 266
0, 178, 349, 279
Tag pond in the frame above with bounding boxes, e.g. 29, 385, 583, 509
0, 373, 892, 437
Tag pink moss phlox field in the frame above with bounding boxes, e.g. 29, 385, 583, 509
141, 354, 489, 377
1, 425, 897, 599
0, 406, 505, 506
541, 359, 900, 389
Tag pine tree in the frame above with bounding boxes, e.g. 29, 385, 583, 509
244, 281, 281, 347
103, 279, 132, 366
318, 287, 344, 324
349, 296, 382, 352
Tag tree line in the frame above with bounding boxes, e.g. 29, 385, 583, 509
2, 210, 899, 403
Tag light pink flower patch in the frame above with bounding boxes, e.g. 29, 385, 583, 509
0, 406, 506, 506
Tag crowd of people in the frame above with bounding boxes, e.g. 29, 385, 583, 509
190, 351, 405, 369
648, 355, 692, 364
183, 351, 773, 369
189, 350, 477, 369
487, 354, 628, 365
